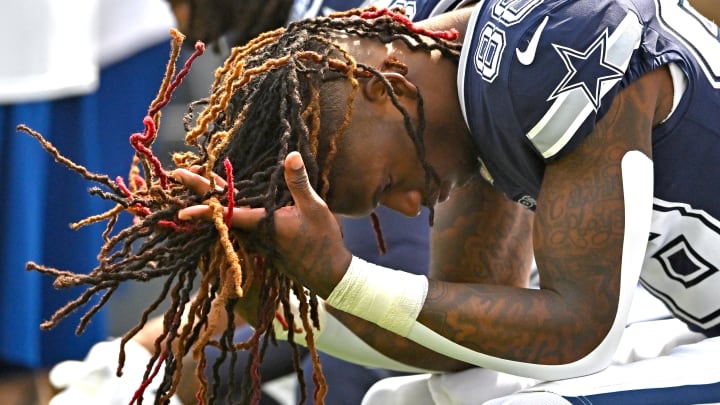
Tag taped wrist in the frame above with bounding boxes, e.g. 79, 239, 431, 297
272, 290, 430, 373
325, 255, 429, 337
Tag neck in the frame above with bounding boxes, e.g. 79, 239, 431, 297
410, 7, 479, 186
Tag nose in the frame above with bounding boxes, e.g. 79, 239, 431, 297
380, 190, 423, 217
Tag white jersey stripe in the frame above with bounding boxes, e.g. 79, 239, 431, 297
526, 12, 642, 159
457, 2, 485, 132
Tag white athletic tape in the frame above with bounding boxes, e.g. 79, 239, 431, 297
273, 290, 430, 373
315, 311, 432, 373
326, 256, 429, 337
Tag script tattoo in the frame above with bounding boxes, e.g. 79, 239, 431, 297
415, 69, 663, 364
317, 71, 668, 370
431, 179, 534, 286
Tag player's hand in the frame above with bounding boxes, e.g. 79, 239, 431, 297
171, 165, 225, 191
171, 166, 267, 228
175, 152, 352, 298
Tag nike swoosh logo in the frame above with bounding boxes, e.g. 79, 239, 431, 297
516, 16, 549, 66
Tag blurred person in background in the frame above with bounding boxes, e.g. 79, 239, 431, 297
0, 0, 175, 403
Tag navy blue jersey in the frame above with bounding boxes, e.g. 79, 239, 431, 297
290, 0, 475, 21
459, 0, 720, 336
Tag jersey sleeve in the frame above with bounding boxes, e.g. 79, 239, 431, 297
506, 0, 647, 161
459, 0, 657, 204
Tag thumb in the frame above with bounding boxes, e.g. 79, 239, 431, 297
284, 151, 323, 208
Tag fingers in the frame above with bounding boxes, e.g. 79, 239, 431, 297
176, 152, 323, 230
284, 151, 325, 210
171, 167, 229, 192
195, 166, 229, 189
173, 167, 264, 229
178, 205, 267, 229
171, 168, 217, 194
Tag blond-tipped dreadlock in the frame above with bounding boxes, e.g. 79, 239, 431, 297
19, 7, 462, 405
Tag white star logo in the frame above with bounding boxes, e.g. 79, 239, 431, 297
549, 29, 624, 111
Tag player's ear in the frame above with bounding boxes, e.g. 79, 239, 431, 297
362, 72, 418, 102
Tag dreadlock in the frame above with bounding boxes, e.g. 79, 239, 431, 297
167, 0, 295, 48
19, 7, 462, 405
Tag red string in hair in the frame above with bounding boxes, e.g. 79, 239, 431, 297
360, 7, 459, 41
370, 211, 387, 255
148, 41, 206, 117
158, 220, 195, 232
129, 116, 168, 188
132, 174, 146, 190
275, 312, 290, 330
115, 176, 151, 217
129, 40, 207, 190
128, 351, 167, 405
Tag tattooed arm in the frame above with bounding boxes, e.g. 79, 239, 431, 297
303, 66, 668, 373
409, 66, 665, 369
177, 66, 671, 374
325, 177, 534, 371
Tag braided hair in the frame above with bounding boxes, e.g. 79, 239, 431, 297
19, 7, 461, 405
167, 0, 295, 47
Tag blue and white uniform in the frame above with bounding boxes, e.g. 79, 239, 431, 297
460, 0, 720, 337
366, 0, 720, 403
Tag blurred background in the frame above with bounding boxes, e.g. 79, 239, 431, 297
1, 0, 718, 404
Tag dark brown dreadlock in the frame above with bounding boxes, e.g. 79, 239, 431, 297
19, 7, 461, 405
167, 0, 295, 48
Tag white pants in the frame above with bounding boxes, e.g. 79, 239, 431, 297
362, 318, 720, 404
